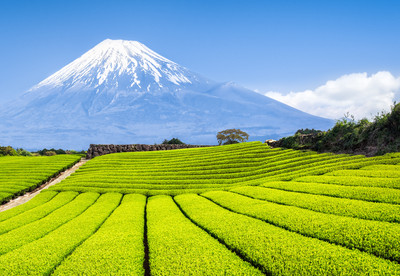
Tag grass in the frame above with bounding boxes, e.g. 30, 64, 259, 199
0, 155, 82, 204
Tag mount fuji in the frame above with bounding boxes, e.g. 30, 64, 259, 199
0, 39, 333, 149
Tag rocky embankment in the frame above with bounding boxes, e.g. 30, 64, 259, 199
86, 144, 212, 159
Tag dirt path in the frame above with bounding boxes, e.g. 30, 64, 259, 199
0, 158, 88, 212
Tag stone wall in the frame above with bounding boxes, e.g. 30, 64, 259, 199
86, 144, 213, 159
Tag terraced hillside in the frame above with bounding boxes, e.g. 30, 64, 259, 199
1, 142, 400, 275
50, 142, 400, 195
0, 155, 82, 204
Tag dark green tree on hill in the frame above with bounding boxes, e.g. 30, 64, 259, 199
162, 138, 184, 144
217, 129, 249, 145
0, 146, 18, 156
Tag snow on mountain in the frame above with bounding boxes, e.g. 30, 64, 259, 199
32, 39, 209, 92
0, 39, 334, 149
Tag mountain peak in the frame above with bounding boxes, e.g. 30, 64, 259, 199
93, 39, 171, 63
0, 39, 334, 149
97, 39, 148, 48
31, 39, 209, 93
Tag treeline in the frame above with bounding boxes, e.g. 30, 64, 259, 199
0, 146, 85, 157
274, 102, 400, 156
0, 146, 32, 156
36, 148, 85, 156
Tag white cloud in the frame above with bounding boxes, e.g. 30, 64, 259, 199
264, 71, 400, 120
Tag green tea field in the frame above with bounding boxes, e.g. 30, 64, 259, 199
0, 142, 400, 275
0, 155, 82, 204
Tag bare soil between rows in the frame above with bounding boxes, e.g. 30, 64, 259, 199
0, 158, 87, 212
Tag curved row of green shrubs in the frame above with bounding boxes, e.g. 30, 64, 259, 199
0, 155, 82, 204
49, 142, 400, 195
0, 142, 400, 274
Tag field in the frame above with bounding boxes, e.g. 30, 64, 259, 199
0, 142, 400, 275
0, 155, 82, 204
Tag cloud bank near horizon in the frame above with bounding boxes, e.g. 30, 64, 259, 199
264, 71, 400, 120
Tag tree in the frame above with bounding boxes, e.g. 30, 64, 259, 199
0, 146, 18, 156
16, 148, 32, 156
295, 128, 322, 135
162, 138, 184, 144
216, 129, 249, 145
54, 149, 66, 154
37, 148, 67, 155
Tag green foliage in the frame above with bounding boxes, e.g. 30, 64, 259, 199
161, 138, 184, 144
295, 175, 400, 189
0, 155, 81, 203
216, 128, 249, 145
0, 141, 400, 274
48, 142, 400, 196
0, 146, 17, 156
51, 142, 274, 195
278, 135, 300, 149
37, 148, 67, 155
295, 128, 322, 135
231, 186, 400, 222
276, 102, 400, 155
0, 146, 32, 157
67, 149, 86, 154
202, 191, 400, 262
0, 193, 121, 275
260, 181, 400, 205
53, 194, 145, 275
16, 149, 32, 156
0, 192, 78, 235
361, 164, 400, 170
0, 193, 99, 255
326, 168, 400, 178
0, 191, 57, 223
38, 148, 85, 155
175, 194, 400, 274
314, 116, 369, 152
147, 195, 262, 275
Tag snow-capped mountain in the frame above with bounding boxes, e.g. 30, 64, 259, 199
32, 39, 211, 93
0, 39, 334, 149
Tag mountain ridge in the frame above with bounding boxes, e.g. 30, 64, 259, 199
0, 39, 334, 149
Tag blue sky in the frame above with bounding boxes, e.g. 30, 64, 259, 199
1, 0, 400, 118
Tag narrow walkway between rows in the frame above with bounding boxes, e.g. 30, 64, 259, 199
0, 158, 87, 212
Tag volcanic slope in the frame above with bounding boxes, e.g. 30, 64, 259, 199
0, 39, 333, 149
